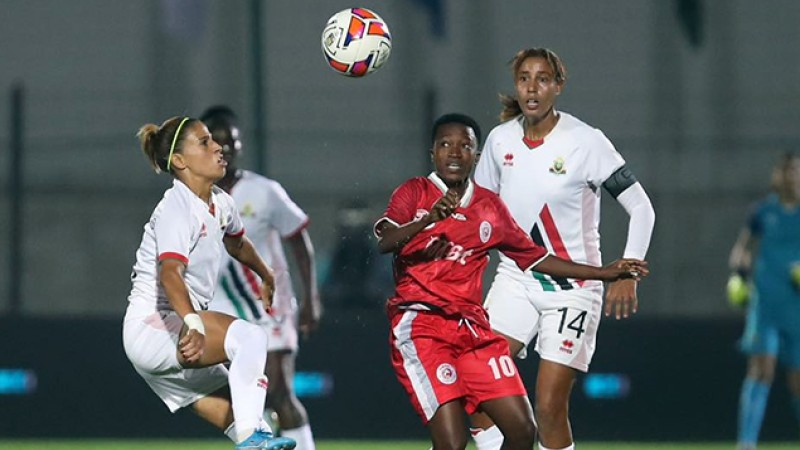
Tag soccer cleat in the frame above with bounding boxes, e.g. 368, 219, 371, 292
235, 429, 296, 450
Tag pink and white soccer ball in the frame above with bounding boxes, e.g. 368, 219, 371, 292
321, 8, 392, 77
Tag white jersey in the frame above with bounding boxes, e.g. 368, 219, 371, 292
474, 112, 624, 292
211, 170, 308, 322
126, 179, 244, 318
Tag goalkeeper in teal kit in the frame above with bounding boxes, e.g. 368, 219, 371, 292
728, 153, 800, 450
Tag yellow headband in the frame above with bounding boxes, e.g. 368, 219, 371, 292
166, 117, 191, 172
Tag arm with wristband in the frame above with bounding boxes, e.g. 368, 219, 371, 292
602, 165, 656, 319
159, 258, 206, 363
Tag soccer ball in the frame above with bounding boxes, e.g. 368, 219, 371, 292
321, 8, 392, 77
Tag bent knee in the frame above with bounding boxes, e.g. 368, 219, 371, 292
535, 396, 568, 421
502, 420, 536, 447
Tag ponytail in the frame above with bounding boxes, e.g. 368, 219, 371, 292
135, 116, 196, 174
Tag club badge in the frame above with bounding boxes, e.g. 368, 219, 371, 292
549, 157, 567, 175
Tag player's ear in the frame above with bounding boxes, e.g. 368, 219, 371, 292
170, 153, 188, 171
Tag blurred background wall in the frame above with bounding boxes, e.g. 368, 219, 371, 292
1, 0, 799, 441
2, 0, 798, 318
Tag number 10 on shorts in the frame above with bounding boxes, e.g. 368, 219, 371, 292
488, 355, 517, 380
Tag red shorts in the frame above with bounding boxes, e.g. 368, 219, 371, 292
389, 308, 527, 423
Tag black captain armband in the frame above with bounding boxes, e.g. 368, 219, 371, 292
602, 165, 638, 199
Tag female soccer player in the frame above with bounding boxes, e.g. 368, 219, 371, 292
122, 116, 296, 450
376, 113, 648, 450
201, 106, 321, 450
471, 48, 656, 450
728, 153, 800, 450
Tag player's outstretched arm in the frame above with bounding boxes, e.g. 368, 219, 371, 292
533, 255, 648, 282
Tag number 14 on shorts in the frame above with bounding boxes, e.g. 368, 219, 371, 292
558, 307, 587, 338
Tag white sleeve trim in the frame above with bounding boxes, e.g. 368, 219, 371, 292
524, 252, 553, 272
373, 217, 400, 238
615, 182, 655, 259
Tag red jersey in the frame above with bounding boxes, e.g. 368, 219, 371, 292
375, 173, 549, 323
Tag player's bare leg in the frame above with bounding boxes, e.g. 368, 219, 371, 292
427, 401, 469, 450
535, 359, 576, 449
267, 350, 315, 449
177, 312, 237, 368
479, 396, 536, 450
192, 386, 235, 430
266, 350, 307, 426
469, 336, 527, 450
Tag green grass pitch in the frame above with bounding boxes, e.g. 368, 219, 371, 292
0, 441, 797, 450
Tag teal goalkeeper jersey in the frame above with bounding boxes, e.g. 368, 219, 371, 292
749, 194, 800, 318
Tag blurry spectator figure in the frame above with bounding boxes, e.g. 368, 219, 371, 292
322, 201, 393, 309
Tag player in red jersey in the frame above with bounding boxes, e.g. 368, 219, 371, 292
374, 113, 647, 450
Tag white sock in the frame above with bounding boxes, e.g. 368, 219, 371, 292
472, 425, 503, 450
282, 424, 316, 450
539, 443, 574, 450
224, 422, 238, 443
258, 417, 273, 434
224, 319, 270, 443
224, 419, 275, 443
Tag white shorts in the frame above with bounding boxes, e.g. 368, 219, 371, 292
122, 310, 229, 412
209, 298, 298, 353
484, 272, 603, 372
260, 313, 299, 353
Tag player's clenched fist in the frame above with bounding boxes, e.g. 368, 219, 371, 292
427, 189, 460, 222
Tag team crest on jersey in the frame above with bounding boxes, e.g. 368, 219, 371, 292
436, 363, 457, 385
503, 152, 514, 167
479, 221, 492, 243
549, 157, 567, 175
241, 202, 255, 217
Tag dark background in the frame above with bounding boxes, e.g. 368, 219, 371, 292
1, 313, 796, 441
